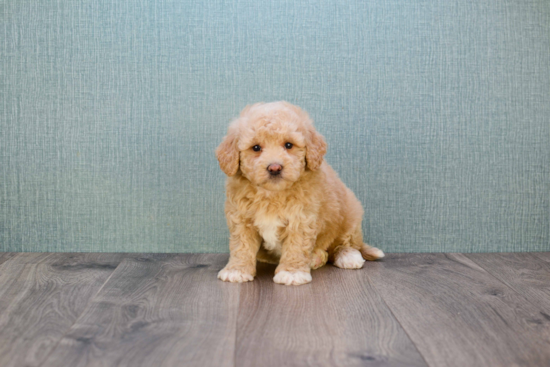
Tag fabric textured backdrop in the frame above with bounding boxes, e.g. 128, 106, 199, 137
1, 0, 549, 253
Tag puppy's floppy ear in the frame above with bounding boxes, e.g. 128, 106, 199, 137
305, 124, 327, 171
281, 101, 327, 171
216, 124, 240, 176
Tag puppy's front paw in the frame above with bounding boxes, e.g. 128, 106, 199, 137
218, 267, 254, 283
273, 270, 312, 286
333, 248, 365, 269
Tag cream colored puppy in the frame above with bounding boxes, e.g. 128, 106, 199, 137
216, 101, 384, 285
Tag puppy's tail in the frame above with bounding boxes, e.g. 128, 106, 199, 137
359, 244, 385, 261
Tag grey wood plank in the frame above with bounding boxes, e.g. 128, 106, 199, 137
533, 252, 550, 264
41, 254, 240, 367
466, 253, 550, 315
236, 262, 428, 367
0, 252, 53, 267
368, 253, 550, 367
0, 253, 125, 367
0, 254, 54, 312
0, 252, 19, 267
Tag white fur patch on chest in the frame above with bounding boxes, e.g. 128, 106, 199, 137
254, 215, 284, 257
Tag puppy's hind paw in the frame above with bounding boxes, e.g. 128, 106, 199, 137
218, 268, 254, 283
310, 249, 329, 269
273, 270, 312, 286
333, 248, 365, 269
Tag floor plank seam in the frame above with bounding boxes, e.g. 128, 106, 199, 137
464, 254, 549, 315
36, 255, 129, 367
364, 271, 432, 367
232, 283, 241, 367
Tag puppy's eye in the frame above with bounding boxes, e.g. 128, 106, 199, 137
252, 145, 261, 152
284, 142, 293, 149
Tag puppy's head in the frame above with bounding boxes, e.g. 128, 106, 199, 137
216, 101, 327, 191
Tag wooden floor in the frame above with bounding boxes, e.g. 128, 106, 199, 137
0, 253, 549, 367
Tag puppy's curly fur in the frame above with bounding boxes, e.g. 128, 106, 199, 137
216, 101, 384, 285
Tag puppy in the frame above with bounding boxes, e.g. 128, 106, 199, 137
216, 101, 384, 285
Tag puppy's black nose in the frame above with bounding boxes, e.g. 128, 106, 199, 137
267, 163, 283, 176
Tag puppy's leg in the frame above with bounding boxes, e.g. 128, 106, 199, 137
218, 219, 262, 283
329, 224, 384, 269
273, 226, 316, 285
310, 248, 328, 270
330, 225, 384, 268
309, 232, 332, 270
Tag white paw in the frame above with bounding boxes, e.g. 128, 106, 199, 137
217, 268, 254, 283
334, 248, 365, 269
273, 270, 312, 286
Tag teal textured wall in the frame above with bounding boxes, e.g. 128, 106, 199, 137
1, 0, 549, 253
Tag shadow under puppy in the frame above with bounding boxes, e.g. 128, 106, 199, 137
216, 101, 384, 285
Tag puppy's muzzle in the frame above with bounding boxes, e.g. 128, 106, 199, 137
267, 163, 283, 176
